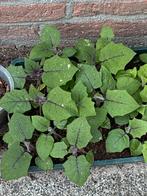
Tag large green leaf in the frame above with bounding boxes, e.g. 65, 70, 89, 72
71, 81, 95, 117
7, 65, 26, 89
32, 115, 50, 132
42, 55, 78, 88
8, 113, 34, 142
40, 25, 60, 48
43, 87, 78, 122
0, 89, 31, 113
116, 76, 141, 95
36, 134, 54, 160
99, 43, 136, 74
105, 90, 139, 117
130, 139, 143, 156
100, 66, 116, 93
129, 118, 147, 138
35, 157, 53, 171
50, 141, 68, 158
142, 142, 147, 162
29, 43, 54, 60
106, 129, 129, 153
87, 107, 107, 142
67, 117, 92, 149
63, 155, 91, 186
76, 64, 102, 92
1, 143, 32, 180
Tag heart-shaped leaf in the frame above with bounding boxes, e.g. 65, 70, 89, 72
63, 155, 91, 186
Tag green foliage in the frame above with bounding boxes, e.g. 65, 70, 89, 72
1, 143, 32, 180
50, 141, 68, 158
63, 155, 91, 186
105, 90, 139, 117
139, 53, 147, 63
0, 89, 31, 113
43, 87, 78, 121
7, 65, 26, 89
8, 113, 34, 142
106, 129, 129, 153
99, 43, 136, 74
1, 25, 147, 186
42, 55, 78, 88
76, 64, 102, 92
130, 139, 143, 156
36, 134, 54, 160
35, 157, 53, 171
129, 118, 147, 138
67, 117, 92, 149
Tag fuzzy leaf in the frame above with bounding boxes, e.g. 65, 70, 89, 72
35, 157, 53, 171
76, 64, 102, 92
32, 116, 50, 132
100, 26, 114, 40
139, 53, 147, 63
99, 43, 136, 74
30, 43, 54, 60
75, 39, 95, 65
36, 134, 54, 160
8, 113, 34, 142
3, 131, 17, 147
138, 64, 147, 85
106, 129, 129, 153
1, 143, 32, 180
140, 85, 147, 102
100, 66, 116, 93
86, 151, 94, 165
67, 117, 92, 148
62, 47, 76, 57
43, 87, 78, 122
142, 142, 147, 162
117, 76, 141, 95
7, 65, 26, 89
130, 139, 143, 156
24, 58, 40, 74
87, 107, 107, 142
129, 118, 147, 138
42, 55, 78, 88
53, 120, 67, 130
105, 90, 139, 117
0, 89, 31, 113
115, 115, 130, 126
50, 141, 68, 158
63, 155, 91, 186
40, 25, 60, 47
72, 81, 95, 117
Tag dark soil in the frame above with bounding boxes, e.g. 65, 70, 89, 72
0, 45, 145, 164
0, 45, 30, 67
0, 77, 9, 98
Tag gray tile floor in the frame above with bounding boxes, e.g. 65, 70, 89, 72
0, 162, 147, 196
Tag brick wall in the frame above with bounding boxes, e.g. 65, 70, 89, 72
0, 0, 147, 47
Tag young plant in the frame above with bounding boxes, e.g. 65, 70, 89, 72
1, 25, 147, 186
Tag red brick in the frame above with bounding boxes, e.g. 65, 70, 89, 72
0, 3, 66, 23
73, 1, 147, 16
58, 20, 147, 39
0, 20, 147, 44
